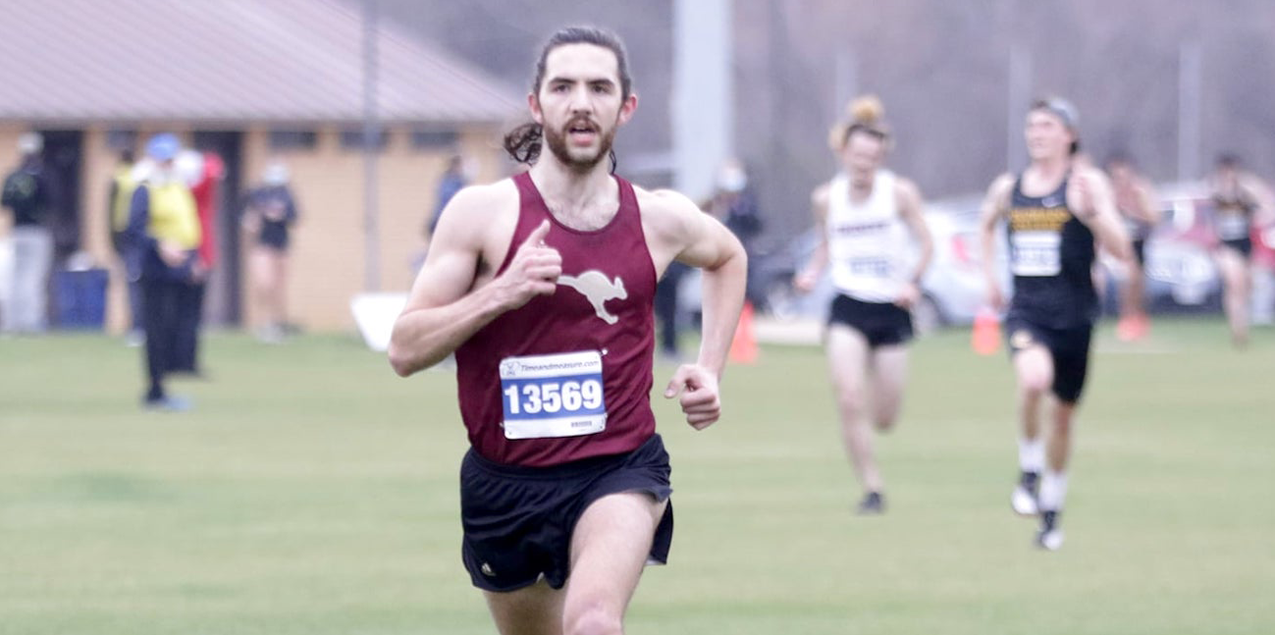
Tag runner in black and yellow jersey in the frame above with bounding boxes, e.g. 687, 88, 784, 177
979, 98, 1133, 550
1207, 153, 1275, 348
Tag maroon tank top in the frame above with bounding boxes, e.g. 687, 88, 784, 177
454, 172, 658, 467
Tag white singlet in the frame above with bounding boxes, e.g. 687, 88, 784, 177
827, 170, 909, 303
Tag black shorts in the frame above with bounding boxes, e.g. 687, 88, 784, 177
827, 294, 914, 348
1004, 314, 1094, 404
1132, 239, 1147, 267
1221, 238, 1253, 258
459, 434, 674, 592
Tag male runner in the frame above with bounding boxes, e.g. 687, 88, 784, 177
388, 26, 747, 634
795, 95, 933, 514
1105, 153, 1160, 341
979, 98, 1132, 550
1207, 154, 1275, 348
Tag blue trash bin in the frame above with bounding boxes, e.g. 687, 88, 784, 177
53, 268, 108, 330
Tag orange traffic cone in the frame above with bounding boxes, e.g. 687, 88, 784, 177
729, 301, 759, 364
971, 306, 1001, 356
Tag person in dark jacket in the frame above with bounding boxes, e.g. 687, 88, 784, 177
1, 133, 53, 334
126, 133, 201, 410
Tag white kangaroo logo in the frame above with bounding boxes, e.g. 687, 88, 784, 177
558, 270, 627, 324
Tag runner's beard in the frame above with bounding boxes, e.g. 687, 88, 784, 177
543, 120, 616, 174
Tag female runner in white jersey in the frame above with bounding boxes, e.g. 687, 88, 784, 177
795, 96, 933, 514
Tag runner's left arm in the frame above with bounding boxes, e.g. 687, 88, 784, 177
795, 185, 831, 293
1137, 179, 1163, 226
651, 191, 747, 430
1241, 174, 1275, 226
1076, 169, 1133, 263
897, 178, 934, 285
673, 200, 746, 381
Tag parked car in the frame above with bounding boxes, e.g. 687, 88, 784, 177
914, 196, 1008, 331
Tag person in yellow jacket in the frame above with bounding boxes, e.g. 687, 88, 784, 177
125, 133, 201, 411
107, 149, 143, 344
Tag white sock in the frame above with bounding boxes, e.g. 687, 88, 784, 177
1038, 470, 1068, 511
1018, 437, 1045, 474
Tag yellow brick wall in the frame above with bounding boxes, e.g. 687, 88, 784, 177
240, 124, 507, 331
4, 122, 508, 334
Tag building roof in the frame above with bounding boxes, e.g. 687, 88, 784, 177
0, 0, 522, 125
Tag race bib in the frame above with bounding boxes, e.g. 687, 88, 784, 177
499, 350, 607, 440
1011, 231, 1062, 276
849, 255, 893, 279
1216, 213, 1249, 241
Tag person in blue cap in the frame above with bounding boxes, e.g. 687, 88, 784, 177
125, 133, 202, 411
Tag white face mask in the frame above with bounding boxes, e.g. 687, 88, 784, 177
174, 150, 205, 187
133, 158, 181, 186
263, 163, 289, 186
151, 167, 179, 186
717, 167, 747, 193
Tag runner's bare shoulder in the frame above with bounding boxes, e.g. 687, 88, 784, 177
811, 182, 831, 209
635, 186, 703, 236
983, 173, 1016, 215
433, 179, 521, 249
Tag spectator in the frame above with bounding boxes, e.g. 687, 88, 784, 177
705, 158, 765, 309
654, 260, 690, 363
107, 148, 143, 345
1, 133, 53, 334
242, 161, 299, 343
171, 149, 224, 373
425, 154, 468, 243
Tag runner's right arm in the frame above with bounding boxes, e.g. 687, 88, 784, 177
979, 174, 1014, 310
1240, 173, 1275, 226
794, 184, 830, 293
389, 186, 561, 377
1136, 178, 1163, 226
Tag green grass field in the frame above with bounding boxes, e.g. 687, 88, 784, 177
2, 319, 1273, 634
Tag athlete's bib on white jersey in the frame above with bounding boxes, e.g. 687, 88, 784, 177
827, 171, 909, 303
499, 350, 608, 440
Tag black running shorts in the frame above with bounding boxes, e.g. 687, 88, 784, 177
827, 293, 914, 348
1221, 237, 1253, 258
459, 434, 674, 592
1004, 313, 1094, 404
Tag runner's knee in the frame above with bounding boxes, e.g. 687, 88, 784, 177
1019, 372, 1051, 396
1017, 358, 1052, 395
835, 388, 865, 420
873, 415, 897, 433
873, 401, 900, 432
565, 602, 622, 635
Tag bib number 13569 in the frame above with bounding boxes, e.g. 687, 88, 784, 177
504, 379, 603, 415
498, 350, 608, 439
